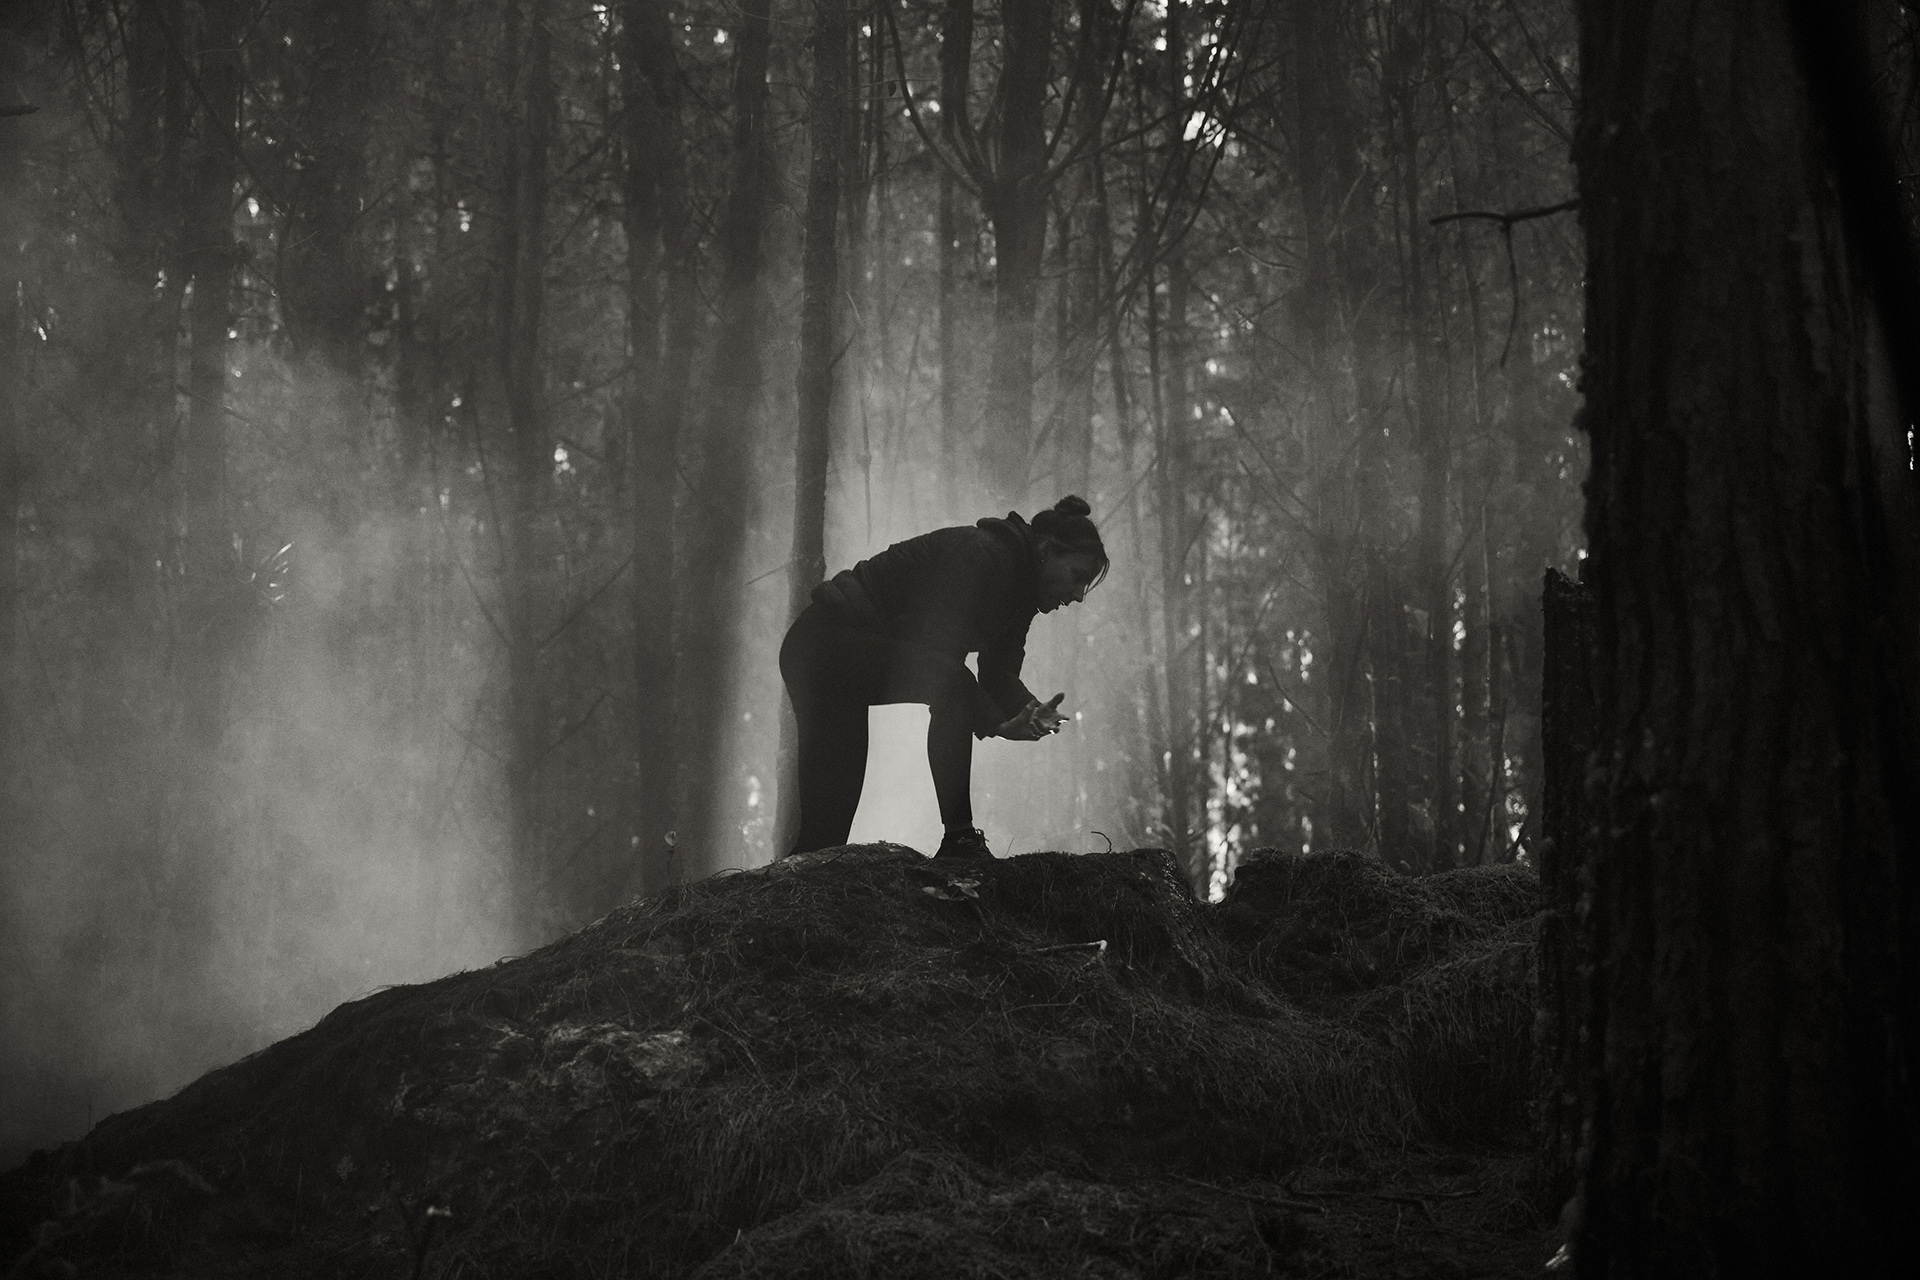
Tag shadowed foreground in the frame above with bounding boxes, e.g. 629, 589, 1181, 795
1, 847, 1553, 1278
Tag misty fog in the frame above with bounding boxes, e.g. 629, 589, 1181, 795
0, 0, 1586, 1168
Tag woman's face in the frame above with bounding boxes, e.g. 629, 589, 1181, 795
1037, 548, 1105, 612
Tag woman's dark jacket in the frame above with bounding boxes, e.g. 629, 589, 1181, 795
807, 513, 1041, 736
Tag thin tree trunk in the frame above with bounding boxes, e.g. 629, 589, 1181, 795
175, 0, 242, 828
499, 0, 554, 938
1290, 0, 1371, 853
937, 0, 973, 515
278, 0, 372, 369
1056, 0, 1107, 495
1097, 147, 1161, 837
682, 0, 772, 873
841, 5, 871, 540
1368, 550, 1411, 864
980, 0, 1054, 505
775, 0, 851, 855
622, 0, 687, 895
1569, 1, 1919, 1271
1386, 2, 1453, 871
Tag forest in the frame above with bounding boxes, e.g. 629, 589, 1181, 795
0, 0, 1586, 1155
1, 0, 1915, 1275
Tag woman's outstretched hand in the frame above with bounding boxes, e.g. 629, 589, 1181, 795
997, 693, 1067, 741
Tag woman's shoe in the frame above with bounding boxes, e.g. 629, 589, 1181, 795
934, 826, 993, 860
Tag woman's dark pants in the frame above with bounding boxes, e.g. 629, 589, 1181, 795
779, 601, 981, 856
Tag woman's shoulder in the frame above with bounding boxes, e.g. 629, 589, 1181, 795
970, 513, 1035, 562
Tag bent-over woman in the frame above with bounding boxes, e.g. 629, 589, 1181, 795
780, 496, 1110, 860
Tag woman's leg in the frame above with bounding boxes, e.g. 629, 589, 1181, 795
790, 695, 870, 854
925, 667, 978, 829
781, 607, 878, 855
780, 601, 987, 852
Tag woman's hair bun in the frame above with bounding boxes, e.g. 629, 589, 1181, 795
1031, 494, 1109, 587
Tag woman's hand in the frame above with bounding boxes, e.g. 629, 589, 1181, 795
997, 693, 1067, 741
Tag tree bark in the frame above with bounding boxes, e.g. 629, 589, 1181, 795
980, 0, 1054, 505
937, 0, 973, 517
1054, 0, 1108, 495
277, 0, 373, 370
681, 0, 772, 874
1289, 0, 1373, 853
175, 0, 241, 807
1536, 564, 1593, 1205
622, 0, 690, 895
499, 0, 555, 938
775, 0, 851, 855
0, 13, 28, 879
1368, 550, 1411, 864
1568, 1, 1920, 1271
1386, 1, 1453, 871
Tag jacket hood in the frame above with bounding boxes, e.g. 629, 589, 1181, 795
977, 512, 1040, 601
976, 511, 1038, 558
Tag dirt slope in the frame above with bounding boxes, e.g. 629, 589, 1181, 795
1, 846, 1551, 1278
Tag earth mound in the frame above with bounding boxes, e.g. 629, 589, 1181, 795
2, 846, 1548, 1278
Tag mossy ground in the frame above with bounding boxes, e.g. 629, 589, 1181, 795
2, 846, 1554, 1278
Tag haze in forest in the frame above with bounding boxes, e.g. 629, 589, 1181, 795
0, 0, 1585, 1167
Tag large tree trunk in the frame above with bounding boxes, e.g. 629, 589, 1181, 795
499, 0, 554, 940
622, 0, 689, 896
0, 14, 28, 880
775, 0, 851, 856
1536, 565, 1594, 1205
680, 0, 772, 876
980, 0, 1054, 505
1568, 1, 1919, 1272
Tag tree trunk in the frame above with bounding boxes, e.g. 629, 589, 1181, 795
1568, 1, 1920, 1271
175, 0, 242, 829
1368, 550, 1411, 865
622, 0, 688, 895
0, 14, 27, 875
937, 0, 973, 516
499, 0, 554, 939
980, 0, 1054, 505
1536, 565, 1593, 1205
1055, 0, 1107, 495
775, 0, 851, 856
681, 0, 771, 874
1387, 1, 1453, 871
1290, 0, 1372, 853
277, 0, 373, 370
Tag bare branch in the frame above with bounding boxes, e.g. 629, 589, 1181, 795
1468, 26, 1572, 146
1429, 197, 1579, 228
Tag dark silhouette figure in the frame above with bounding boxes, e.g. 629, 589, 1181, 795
781, 495, 1109, 860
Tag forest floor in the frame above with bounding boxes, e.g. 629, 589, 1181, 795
1, 844, 1558, 1278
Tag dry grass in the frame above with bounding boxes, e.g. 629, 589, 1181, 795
1, 845, 1543, 1278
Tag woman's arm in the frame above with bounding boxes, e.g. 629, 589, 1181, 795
978, 621, 1038, 720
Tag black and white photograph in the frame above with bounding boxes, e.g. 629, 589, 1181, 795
0, 0, 1912, 1275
